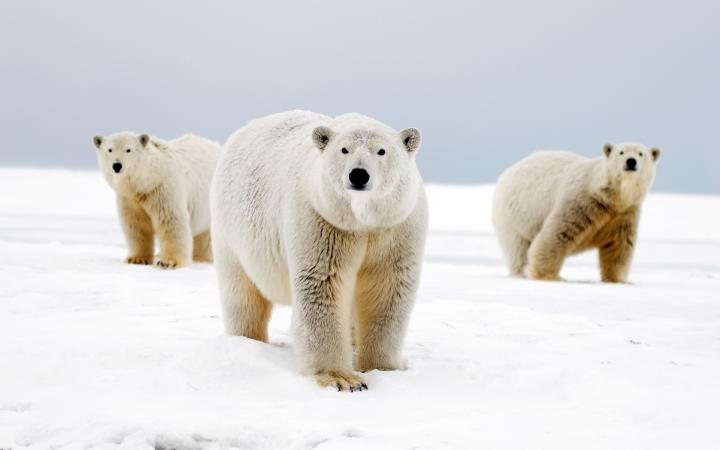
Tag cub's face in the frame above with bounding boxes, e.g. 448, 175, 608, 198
311, 125, 422, 228
92, 133, 151, 186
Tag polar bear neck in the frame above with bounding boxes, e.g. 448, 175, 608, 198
592, 161, 650, 211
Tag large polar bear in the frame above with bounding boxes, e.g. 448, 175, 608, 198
211, 111, 428, 391
492, 143, 660, 282
93, 132, 221, 268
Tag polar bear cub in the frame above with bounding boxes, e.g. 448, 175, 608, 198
93, 132, 221, 268
492, 143, 660, 282
211, 111, 428, 391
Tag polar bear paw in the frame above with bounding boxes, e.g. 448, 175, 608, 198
125, 256, 152, 265
156, 259, 182, 269
314, 371, 368, 392
525, 265, 561, 281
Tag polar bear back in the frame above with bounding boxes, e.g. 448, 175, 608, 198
492, 150, 594, 240
164, 134, 222, 235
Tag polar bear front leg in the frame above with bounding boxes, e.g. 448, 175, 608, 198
117, 195, 154, 265
526, 224, 569, 281
150, 193, 193, 269
291, 221, 368, 392
527, 198, 607, 280
354, 232, 423, 372
599, 207, 639, 283
526, 207, 586, 281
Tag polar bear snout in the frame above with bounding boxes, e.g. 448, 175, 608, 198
624, 158, 637, 172
112, 162, 123, 174
348, 167, 371, 190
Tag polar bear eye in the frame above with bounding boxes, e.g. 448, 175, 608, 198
639, 152, 643, 157
108, 149, 112, 153
619, 151, 624, 155
126, 149, 131, 153
377, 149, 386, 156
341, 148, 349, 154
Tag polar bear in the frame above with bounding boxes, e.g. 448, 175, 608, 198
211, 111, 428, 391
93, 132, 221, 268
492, 143, 660, 282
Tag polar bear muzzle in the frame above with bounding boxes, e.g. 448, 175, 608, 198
348, 168, 370, 190
624, 158, 637, 172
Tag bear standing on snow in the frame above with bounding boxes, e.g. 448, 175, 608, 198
93, 132, 221, 268
211, 111, 428, 391
492, 143, 660, 282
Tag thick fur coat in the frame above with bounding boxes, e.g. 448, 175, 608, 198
211, 110, 428, 391
93, 132, 221, 268
492, 143, 660, 282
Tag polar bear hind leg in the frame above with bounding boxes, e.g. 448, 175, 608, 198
193, 230, 213, 262
215, 245, 272, 342
497, 230, 531, 277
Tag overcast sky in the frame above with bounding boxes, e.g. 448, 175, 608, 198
1, 0, 718, 193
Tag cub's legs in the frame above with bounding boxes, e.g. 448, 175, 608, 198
193, 230, 213, 262
215, 244, 272, 341
291, 219, 367, 391
117, 195, 154, 265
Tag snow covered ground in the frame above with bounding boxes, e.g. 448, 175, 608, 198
1, 168, 719, 449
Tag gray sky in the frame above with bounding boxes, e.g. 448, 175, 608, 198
1, 0, 718, 193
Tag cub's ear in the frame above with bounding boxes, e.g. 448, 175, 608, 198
92, 135, 103, 149
139, 134, 150, 147
603, 143, 613, 158
312, 126, 334, 150
651, 147, 661, 161
399, 128, 421, 152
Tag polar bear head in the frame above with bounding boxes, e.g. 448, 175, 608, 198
603, 142, 660, 206
310, 124, 423, 230
93, 132, 159, 193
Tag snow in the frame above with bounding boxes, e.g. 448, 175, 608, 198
1, 168, 719, 449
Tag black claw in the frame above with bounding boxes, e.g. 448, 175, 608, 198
349, 385, 354, 392
361, 383, 368, 390
337, 383, 342, 391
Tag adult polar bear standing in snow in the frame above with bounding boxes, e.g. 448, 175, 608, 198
211, 111, 428, 391
93, 132, 220, 268
492, 143, 660, 282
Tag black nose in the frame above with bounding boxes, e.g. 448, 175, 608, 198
626, 158, 637, 170
112, 162, 122, 173
349, 168, 370, 189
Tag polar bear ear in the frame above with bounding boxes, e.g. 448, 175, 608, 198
92, 135, 103, 150
139, 134, 150, 148
399, 128, 421, 153
603, 144, 613, 158
312, 126, 334, 151
651, 147, 661, 161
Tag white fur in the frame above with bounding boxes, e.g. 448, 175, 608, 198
211, 110, 428, 390
492, 143, 659, 281
94, 132, 221, 267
